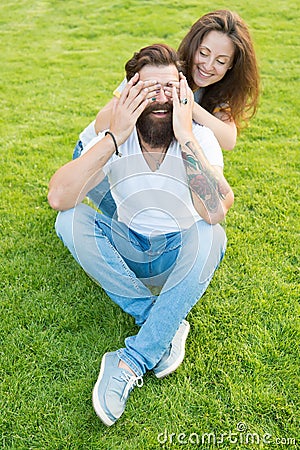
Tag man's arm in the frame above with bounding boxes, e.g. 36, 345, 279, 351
180, 138, 234, 224
48, 135, 115, 211
48, 78, 149, 211
172, 76, 234, 224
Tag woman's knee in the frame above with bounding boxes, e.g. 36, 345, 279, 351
72, 140, 83, 160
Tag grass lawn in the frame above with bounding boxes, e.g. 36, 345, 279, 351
1, 0, 299, 449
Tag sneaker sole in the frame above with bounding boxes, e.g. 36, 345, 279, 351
155, 320, 190, 379
92, 353, 115, 426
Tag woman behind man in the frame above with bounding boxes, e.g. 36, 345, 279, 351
93, 9, 259, 150
73, 9, 260, 213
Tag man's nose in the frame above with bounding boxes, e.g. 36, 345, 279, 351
155, 87, 168, 103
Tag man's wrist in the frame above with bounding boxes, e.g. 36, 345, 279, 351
178, 134, 195, 148
105, 131, 118, 155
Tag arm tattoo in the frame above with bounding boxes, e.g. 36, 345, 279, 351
182, 141, 229, 213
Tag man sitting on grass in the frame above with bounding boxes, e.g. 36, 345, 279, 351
48, 44, 234, 426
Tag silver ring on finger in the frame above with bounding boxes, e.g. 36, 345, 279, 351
180, 98, 188, 104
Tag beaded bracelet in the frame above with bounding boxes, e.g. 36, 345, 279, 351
105, 131, 120, 157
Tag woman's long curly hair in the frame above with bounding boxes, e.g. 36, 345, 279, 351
178, 10, 260, 131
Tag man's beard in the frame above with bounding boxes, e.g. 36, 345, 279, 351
136, 102, 175, 149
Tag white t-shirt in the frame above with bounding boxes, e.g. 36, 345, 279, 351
82, 123, 223, 236
79, 120, 97, 147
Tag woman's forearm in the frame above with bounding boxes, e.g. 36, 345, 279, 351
193, 102, 237, 150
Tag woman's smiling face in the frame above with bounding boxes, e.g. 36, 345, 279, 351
191, 30, 235, 89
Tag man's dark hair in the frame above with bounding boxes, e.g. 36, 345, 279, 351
125, 44, 182, 80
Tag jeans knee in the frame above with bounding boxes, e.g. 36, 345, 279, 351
214, 223, 227, 248
194, 223, 227, 284
55, 208, 75, 242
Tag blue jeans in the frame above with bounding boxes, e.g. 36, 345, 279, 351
73, 140, 117, 217
55, 204, 227, 377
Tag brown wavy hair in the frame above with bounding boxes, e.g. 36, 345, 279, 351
178, 10, 260, 131
125, 43, 182, 80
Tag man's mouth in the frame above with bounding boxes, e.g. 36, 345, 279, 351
152, 109, 169, 116
143, 102, 172, 119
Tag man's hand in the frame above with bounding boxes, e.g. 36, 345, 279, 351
172, 73, 194, 144
110, 74, 149, 145
95, 76, 161, 135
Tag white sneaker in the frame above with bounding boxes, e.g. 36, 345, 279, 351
92, 351, 143, 426
153, 320, 190, 379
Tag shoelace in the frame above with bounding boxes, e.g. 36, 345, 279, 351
120, 371, 143, 401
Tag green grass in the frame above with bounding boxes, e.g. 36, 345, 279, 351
1, 1, 299, 449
